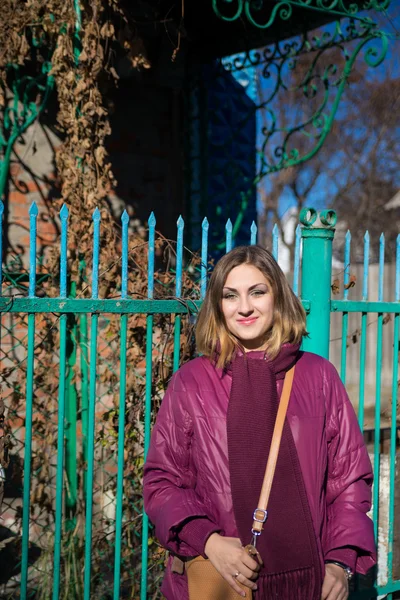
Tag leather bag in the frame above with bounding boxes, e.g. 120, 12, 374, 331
183, 365, 296, 600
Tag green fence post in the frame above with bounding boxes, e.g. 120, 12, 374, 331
65, 281, 78, 530
78, 259, 89, 500
79, 311, 89, 498
300, 208, 337, 359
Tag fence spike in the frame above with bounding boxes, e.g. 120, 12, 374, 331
93, 206, 101, 222
121, 209, 129, 224
343, 230, 351, 300
396, 234, 400, 302
60, 204, 69, 298
29, 201, 39, 216
379, 233, 385, 302
176, 216, 184, 298
121, 210, 129, 299
147, 213, 156, 300
53, 202, 69, 594
225, 218, 232, 253
293, 224, 301, 296
358, 230, 370, 431
388, 232, 400, 578
91, 208, 101, 299
60, 203, 69, 220
373, 233, 385, 537
362, 231, 370, 301
250, 221, 257, 245
201, 218, 209, 300
29, 202, 38, 297
272, 223, 279, 260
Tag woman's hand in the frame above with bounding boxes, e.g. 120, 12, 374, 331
321, 563, 349, 600
204, 533, 260, 598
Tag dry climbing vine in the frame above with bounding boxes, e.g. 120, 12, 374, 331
0, 2, 193, 598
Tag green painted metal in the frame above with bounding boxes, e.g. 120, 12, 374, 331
373, 313, 383, 542
80, 312, 89, 498
387, 310, 399, 585
387, 310, 399, 584
298, 210, 400, 599
341, 311, 349, 382
53, 313, 67, 600
0, 298, 201, 314
79, 260, 90, 497
0, 11, 56, 202
212, 0, 391, 28
140, 314, 154, 600
73, 0, 82, 62
173, 316, 182, 373
211, 16, 391, 242
2, 205, 400, 599
65, 285, 78, 530
358, 313, 368, 430
0, 66, 54, 201
354, 578, 400, 598
113, 313, 128, 600
300, 224, 335, 359
20, 313, 36, 600
331, 300, 400, 313
83, 314, 99, 600
340, 232, 351, 383
0, 296, 320, 317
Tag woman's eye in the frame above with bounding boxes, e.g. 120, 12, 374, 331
251, 289, 265, 296
223, 293, 236, 300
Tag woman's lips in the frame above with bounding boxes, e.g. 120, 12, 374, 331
237, 317, 258, 325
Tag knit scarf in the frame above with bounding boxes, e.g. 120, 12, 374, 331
226, 344, 322, 599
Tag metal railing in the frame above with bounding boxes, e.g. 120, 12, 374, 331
0, 202, 398, 599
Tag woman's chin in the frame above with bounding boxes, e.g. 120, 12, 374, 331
237, 336, 267, 351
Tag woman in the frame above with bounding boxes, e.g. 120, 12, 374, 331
143, 245, 376, 600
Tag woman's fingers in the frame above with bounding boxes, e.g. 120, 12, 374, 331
241, 550, 261, 573
321, 577, 348, 600
235, 572, 258, 592
237, 562, 259, 581
226, 575, 248, 598
321, 564, 349, 600
325, 583, 348, 600
204, 536, 260, 596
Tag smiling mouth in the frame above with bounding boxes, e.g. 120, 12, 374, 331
237, 317, 258, 325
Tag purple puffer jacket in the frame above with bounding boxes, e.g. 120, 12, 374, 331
143, 351, 376, 599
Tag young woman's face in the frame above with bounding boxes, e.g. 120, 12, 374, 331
221, 263, 274, 351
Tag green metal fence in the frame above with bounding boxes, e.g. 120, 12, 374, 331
0, 203, 399, 599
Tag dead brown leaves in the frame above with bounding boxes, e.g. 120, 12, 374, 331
0, 3, 192, 592
331, 274, 357, 295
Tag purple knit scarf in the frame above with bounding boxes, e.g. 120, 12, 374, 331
226, 344, 322, 599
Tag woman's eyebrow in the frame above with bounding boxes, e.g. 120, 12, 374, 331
222, 283, 268, 292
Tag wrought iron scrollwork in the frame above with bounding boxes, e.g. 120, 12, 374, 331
0, 60, 54, 201
211, 13, 390, 243
219, 17, 389, 175
213, 0, 391, 28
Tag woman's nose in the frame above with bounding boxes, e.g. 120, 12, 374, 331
238, 296, 253, 315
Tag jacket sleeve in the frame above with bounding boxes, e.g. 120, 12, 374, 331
323, 362, 376, 575
143, 370, 221, 557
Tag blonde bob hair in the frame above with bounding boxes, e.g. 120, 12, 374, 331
196, 245, 307, 368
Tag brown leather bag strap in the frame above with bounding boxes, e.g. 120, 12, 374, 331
251, 365, 295, 537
